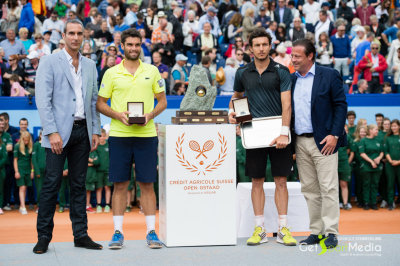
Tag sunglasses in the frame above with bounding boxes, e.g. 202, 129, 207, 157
236, 53, 244, 56
8, 59, 15, 61
371, 47, 379, 50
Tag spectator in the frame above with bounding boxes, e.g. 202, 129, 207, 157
316, 32, 333, 67
390, 47, 400, 93
320, 2, 334, 22
274, 0, 293, 29
28, 33, 51, 58
287, 17, 306, 42
18, 28, 33, 53
152, 32, 175, 67
114, 14, 130, 32
225, 13, 243, 45
42, 12, 64, 47
218, 0, 231, 24
152, 51, 169, 93
25, 51, 40, 95
76, 0, 94, 22
139, 28, 152, 64
266, 21, 279, 48
170, 7, 184, 52
86, 12, 103, 36
219, 57, 237, 95
358, 41, 388, 93
274, 43, 292, 71
18, 0, 34, 37
0, 0, 21, 33
81, 41, 98, 62
255, 6, 270, 29
241, 0, 257, 17
201, 55, 213, 85
52, 39, 66, 54
94, 20, 114, 44
67, 10, 81, 23
183, 10, 200, 53
314, 10, 334, 44
351, 26, 366, 57
124, 3, 138, 27
0, 29, 27, 61
369, 15, 387, 56
151, 11, 173, 44
382, 18, 400, 51
193, 22, 219, 63
302, 0, 321, 32
242, 8, 262, 43
198, 6, 221, 37
132, 12, 152, 39
54, 0, 69, 18
81, 27, 96, 52
375, 0, 391, 25
382, 82, 392, 94
355, 0, 376, 26
337, 0, 354, 32
276, 24, 287, 44
287, 1, 300, 19
99, 55, 116, 84
10, 74, 29, 97
171, 82, 186, 96
2, 55, 25, 96
235, 48, 246, 67
43, 31, 56, 52
331, 24, 352, 80
355, 32, 374, 66
349, 18, 362, 40
221, 4, 238, 30
353, 79, 369, 94
170, 54, 189, 89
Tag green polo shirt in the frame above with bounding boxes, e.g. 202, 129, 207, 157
384, 135, 400, 160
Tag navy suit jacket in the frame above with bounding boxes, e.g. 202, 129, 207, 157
291, 64, 348, 153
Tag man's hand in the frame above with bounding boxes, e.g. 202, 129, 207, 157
320, 135, 338, 156
49, 132, 63, 154
116, 111, 130, 126
138, 113, 153, 127
91, 134, 100, 152
270, 135, 288, 149
347, 58, 351, 65
15, 172, 20, 179
228, 111, 237, 124
62, 170, 68, 177
370, 68, 376, 73
30, 171, 34, 179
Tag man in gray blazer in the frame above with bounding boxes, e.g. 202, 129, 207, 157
33, 19, 102, 254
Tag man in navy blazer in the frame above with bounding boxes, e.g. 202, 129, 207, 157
274, 0, 294, 29
290, 39, 347, 249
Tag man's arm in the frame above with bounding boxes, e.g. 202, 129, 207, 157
96, 96, 130, 126
228, 91, 245, 124
91, 63, 101, 136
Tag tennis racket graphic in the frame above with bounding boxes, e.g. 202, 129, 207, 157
189, 140, 214, 159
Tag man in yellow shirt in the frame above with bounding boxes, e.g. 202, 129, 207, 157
96, 28, 167, 249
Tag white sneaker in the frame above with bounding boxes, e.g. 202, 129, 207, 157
347, 203, 352, 208
0, 208, 3, 215
3, 205, 11, 211
339, 203, 343, 209
380, 200, 388, 208
19, 208, 28, 215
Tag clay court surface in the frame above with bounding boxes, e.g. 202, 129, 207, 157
1, 206, 400, 244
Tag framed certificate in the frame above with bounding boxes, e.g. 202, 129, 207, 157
127, 102, 146, 124
232, 97, 252, 123
240, 116, 291, 149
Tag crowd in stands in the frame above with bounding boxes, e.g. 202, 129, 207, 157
1, 110, 399, 215
0, 0, 400, 96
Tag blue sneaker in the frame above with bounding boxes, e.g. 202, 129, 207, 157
146, 230, 163, 249
108, 230, 124, 249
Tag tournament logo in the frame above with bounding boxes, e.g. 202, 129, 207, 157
175, 132, 228, 176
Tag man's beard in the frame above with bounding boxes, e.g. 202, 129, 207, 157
125, 50, 140, 61
253, 54, 268, 61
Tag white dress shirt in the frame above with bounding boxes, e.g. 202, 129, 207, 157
63, 49, 85, 120
294, 64, 315, 135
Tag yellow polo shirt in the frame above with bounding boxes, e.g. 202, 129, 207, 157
98, 59, 165, 137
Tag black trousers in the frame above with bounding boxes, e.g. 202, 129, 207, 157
368, 77, 382, 93
36, 124, 90, 241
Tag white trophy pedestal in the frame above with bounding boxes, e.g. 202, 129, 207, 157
158, 124, 237, 247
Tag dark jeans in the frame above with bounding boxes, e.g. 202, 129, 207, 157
368, 77, 382, 93
37, 124, 90, 241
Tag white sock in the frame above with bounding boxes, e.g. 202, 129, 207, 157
113, 216, 124, 233
255, 215, 264, 227
279, 215, 288, 229
146, 215, 156, 233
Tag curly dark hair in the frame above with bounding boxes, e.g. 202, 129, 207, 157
248, 28, 272, 47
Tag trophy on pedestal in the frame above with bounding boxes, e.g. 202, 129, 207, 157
171, 65, 228, 124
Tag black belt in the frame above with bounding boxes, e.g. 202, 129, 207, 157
73, 119, 86, 126
297, 133, 313, 138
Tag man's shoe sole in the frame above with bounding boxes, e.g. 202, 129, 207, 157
74, 244, 103, 250
108, 245, 123, 250
148, 243, 163, 249
277, 238, 297, 246
33, 249, 47, 254
247, 239, 268, 246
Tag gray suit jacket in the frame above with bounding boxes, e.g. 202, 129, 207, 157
35, 51, 101, 148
